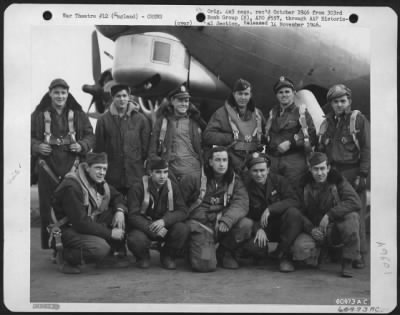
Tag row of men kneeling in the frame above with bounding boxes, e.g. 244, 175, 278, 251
50, 148, 363, 278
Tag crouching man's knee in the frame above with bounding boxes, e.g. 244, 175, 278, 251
231, 217, 253, 243
89, 238, 111, 262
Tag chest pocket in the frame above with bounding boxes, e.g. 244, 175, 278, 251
286, 119, 298, 129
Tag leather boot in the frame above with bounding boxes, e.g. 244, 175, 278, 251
160, 248, 176, 270
59, 262, 81, 274
217, 247, 239, 269
279, 258, 295, 272
96, 255, 130, 269
135, 251, 151, 269
341, 258, 354, 278
352, 255, 365, 269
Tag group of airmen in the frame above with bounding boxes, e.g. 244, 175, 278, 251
31, 75, 370, 278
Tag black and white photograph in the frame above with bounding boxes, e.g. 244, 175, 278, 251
3, 3, 397, 313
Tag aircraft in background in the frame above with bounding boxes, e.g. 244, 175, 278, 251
82, 26, 370, 130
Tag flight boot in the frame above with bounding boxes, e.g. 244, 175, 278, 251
217, 246, 239, 269
341, 258, 354, 278
135, 251, 151, 269
352, 255, 365, 269
59, 262, 81, 274
279, 257, 295, 273
160, 248, 177, 270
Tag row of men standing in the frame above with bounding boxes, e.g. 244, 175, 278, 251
31, 76, 370, 276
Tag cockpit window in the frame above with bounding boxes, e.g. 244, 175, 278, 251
153, 41, 171, 63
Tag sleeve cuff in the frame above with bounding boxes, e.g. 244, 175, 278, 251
115, 206, 128, 214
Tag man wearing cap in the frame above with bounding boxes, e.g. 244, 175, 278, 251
203, 78, 266, 175
265, 76, 317, 188
295, 152, 362, 277
184, 146, 250, 272
318, 84, 370, 269
240, 152, 303, 272
126, 157, 189, 269
51, 152, 128, 274
94, 83, 151, 195
148, 84, 206, 187
31, 78, 95, 250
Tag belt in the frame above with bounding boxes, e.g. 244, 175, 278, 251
48, 137, 73, 146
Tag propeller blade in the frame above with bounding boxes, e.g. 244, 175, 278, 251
92, 30, 101, 82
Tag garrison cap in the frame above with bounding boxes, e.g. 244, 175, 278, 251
49, 78, 69, 90
168, 85, 190, 99
326, 84, 352, 102
246, 152, 271, 169
148, 157, 169, 170
233, 78, 251, 92
273, 76, 295, 94
110, 83, 131, 97
86, 152, 108, 165
308, 152, 328, 167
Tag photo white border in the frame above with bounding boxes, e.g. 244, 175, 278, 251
3, 4, 397, 313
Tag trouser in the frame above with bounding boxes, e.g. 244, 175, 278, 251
61, 228, 113, 265
269, 152, 308, 190
330, 212, 361, 261
292, 212, 361, 262
37, 166, 59, 249
241, 207, 304, 258
127, 222, 189, 260
188, 217, 253, 272
60, 209, 125, 265
334, 164, 368, 255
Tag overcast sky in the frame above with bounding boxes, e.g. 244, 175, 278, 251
31, 25, 113, 113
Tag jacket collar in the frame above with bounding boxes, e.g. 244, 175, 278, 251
109, 101, 137, 117
302, 168, 344, 187
278, 102, 296, 114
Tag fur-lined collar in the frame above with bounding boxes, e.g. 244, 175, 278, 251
33, 92, 83, 113
226, 94, 256, 112
157, 101, 206, 129
109, 101, 138, 117
301, 168, 344, 186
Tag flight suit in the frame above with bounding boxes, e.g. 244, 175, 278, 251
318, 110, 370, 257
266, 103, 317, 188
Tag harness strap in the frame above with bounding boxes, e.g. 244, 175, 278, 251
159, 117, 168, 143
67, 110, 76, 143
43, 111, 52, 144
43, 110, 76, 144
141, 176, 150, 214
253, 109, 262, 142
224, 173, 235, 206
349, 110, 361, 151
227, 115, 240, 141
141, 176, 174, 214
166, 178, 174, 212
188, 168, 207, 212
298, 104, 310, 140
318, 118, 329, 145
265, 109, 275, 139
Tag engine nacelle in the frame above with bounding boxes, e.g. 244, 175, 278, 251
112, 32, 230, 99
